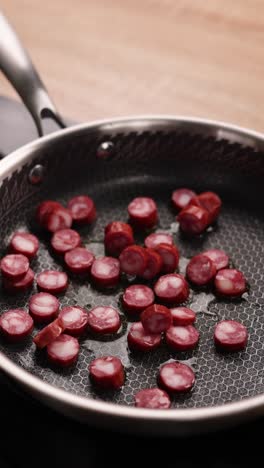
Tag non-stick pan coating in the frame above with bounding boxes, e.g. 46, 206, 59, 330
0, 123, 263, 412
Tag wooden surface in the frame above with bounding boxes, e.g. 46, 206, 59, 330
0, 0, 264, 131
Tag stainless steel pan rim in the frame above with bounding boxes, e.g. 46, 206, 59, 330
0, 114, 264, 433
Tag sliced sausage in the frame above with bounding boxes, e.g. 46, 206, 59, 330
33, 318, 63, 349
58, 306, 89, 336
91, 257, 120, 288
135, 388, 171, 409
158, 361, 195, 393
154, 274, 189, 304
87, 306, 121, 334
0, 254, 29, 280
171, 188, 196, 211
166, 325, 199, 351
127, 322, 162, 351
36, 200, 62, 227
190, 191, 222, 224
214, 320, 248, 351
44, 206, 72, 232
89, 356, 125, 389
170, 307, 196, 326
203, 249, 229, 271
177, 205, 210, 235
104, 221, 134, 257
128, 197, 158, 229
119, 245, 147, 276
141, 304, 172, 334
214, 269, 247, 297
186, 254, 217, 286
36, 270, 69, 294
47, 334, 80, 367
141, 248, 163, 280
29, 292, 59, 323
67, 195, 96, 224
0, 309, 33, 342
2, 268, 34, 293
154, 243, 179, 273
64, 247, 95, 274
51, 228, 81, 254
122, 285, 154, 313
144, 232, 173, 249
10, 232, 39, 259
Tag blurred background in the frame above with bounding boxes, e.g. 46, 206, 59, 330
0, 1, 263, 131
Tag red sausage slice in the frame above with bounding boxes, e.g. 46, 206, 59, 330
67, 195, 96, 224
141, 248, 163, 280
203, 249, 229, 271
154, 243, 179, 273
128, 197, 158, 229
186, 254, 217, 286
47, 334, 80, 367
144, 232, 173, 249
171, 188, 196, 211
170, 307, 196, 326
214, 269, 247, 297
89, 356, 125, 389
127, 322, 162, 351
10, 232, 39, 259
166, 325, 199, 351
214, 320, 248, 351
2, 268, 34, 293
135, 388, 171, 409
122, 285, 154, 313
104, 222, 134, 257
141, 304, 172, 334
29, 292, 59, 323
87, 306, 121, 334
45, 206, 72, 232
33, 318, 63, 349
37, 270, 69, 294
36, 200, 62, 227
58, 306, 89, 336
119, 245, 147, 276
158, 361, 195, 393
154, 274, 189, 304
177, 205, 210, 235
64, 247, 95, 274
91, 257, 120, 288
1, 254, 29, 280
190, 192, 222, 224
0, 309, 33, 341
51, 229, 81, 254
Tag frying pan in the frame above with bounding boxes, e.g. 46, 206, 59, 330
0, 12, 263, 436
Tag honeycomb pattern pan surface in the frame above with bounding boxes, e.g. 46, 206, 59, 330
0, 125, 263, 426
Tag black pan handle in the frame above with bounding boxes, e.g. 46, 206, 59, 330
0, 12, 65, 136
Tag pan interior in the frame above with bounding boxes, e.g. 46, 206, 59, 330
0, 126, 263, 409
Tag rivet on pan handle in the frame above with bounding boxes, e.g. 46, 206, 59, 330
0, 12, 65, 137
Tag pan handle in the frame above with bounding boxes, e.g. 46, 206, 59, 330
0, 12, 65, 136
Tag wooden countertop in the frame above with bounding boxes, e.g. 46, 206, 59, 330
1, 0, 263, 132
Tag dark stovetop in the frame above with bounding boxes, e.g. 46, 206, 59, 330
0, 96, 263, 467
